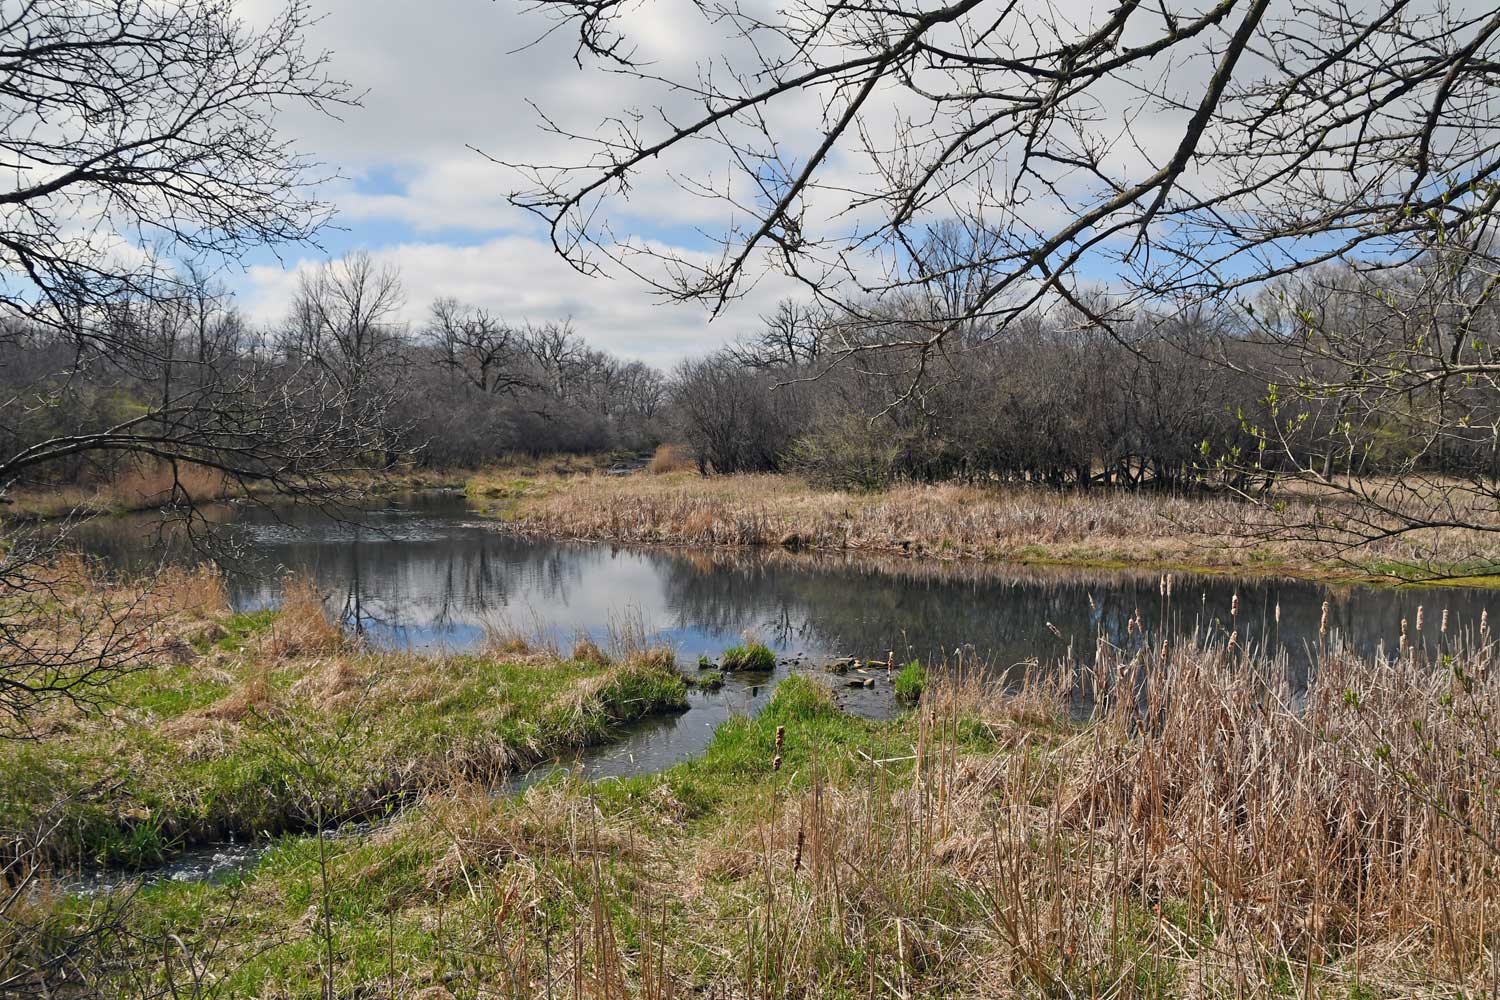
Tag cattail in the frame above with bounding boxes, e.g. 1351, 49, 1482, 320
1416, 606, 1425, 633
772, 754, 782, 772
1231, 593, 1239, 618
774, 725, 784, 751
1274, 602, 1281, 626
1441, 608, 1449, 634
887, 651, 894, 677
1320, 601, 1330, 637
793, 827, 804, 872
1159, 637, 1169, 661
1483, 609, 1490, 634
1400, 618, 1408, 653
1228, 631, 1238, 652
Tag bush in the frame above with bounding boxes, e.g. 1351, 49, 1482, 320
720, 642, 776, 672
893, 661, 927, 702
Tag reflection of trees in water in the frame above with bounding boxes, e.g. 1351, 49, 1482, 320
645, 546, 1497, 672
78, 497, 1498, 669
284, 531, 602, 632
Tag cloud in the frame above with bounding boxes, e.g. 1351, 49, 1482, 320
225, 0, 821, 360
240, 234, 802, 368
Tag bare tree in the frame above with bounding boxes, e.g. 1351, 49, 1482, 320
0, 0, 378, 745
728, 299, 829, 370
426, 297, 531, 396
506, 0, 1498, 333
502, 0, 1500, 562
0, 0, 352, 327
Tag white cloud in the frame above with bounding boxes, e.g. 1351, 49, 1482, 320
240, 234, 802, 367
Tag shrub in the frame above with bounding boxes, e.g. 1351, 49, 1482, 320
720, 642, 776, 672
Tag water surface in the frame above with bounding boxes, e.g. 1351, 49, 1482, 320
63, 489, 1495, 891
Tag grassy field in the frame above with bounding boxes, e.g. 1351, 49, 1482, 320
466, 466, 1500, 585
11, 627, 1500, 998
0, 571, 688, 871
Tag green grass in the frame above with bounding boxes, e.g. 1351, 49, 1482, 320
719, 642, 776, 672
893, 660, 927, 702
48, 677, 904, 998
0, 641, 688, 868
24, 673, 1443, 998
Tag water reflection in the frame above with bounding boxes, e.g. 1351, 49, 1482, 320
72, 490, 1495, 677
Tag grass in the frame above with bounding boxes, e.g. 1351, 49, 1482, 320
647, 442, 695, 474
22, 622, 1500, 998
893, 659, 926, 701
10, 548, 1500, 996
1, 459, 475, 522
0, 575, 687, 869
718, 641, 776, 672
465, 467, 1500, 585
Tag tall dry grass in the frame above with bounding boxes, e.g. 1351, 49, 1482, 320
381, 625, 1500, 998
264, 575, 345, 659
647, 443, 695, 475
481, 471, 1500, 577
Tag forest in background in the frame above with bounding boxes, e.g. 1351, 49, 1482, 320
8, 244, 1500, 502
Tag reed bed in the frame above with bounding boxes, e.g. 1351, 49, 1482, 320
473, 470, 1500, 581
13, 565, 1500, 998
50, 623, 1496, 999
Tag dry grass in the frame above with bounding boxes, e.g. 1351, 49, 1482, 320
195, 625, 1498, 999
4, 460, 240, 519
264, 576, 345, 659
647, 443, 696, 475
468, 469, 1500, 581
24, 609, 1500, 998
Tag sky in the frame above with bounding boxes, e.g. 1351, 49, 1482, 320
231, 0, 804, 368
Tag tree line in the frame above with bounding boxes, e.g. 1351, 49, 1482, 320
0, 251, 668, 486
674, 248, 1500, 497
14, 244, 1500, 501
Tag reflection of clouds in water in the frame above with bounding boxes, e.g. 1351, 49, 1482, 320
77, 493, 1496, 674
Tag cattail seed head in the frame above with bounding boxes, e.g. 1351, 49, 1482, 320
1274, 602, 1281, 626
772, 754, 782, 772
1441, 609, 1449, 634
1400, 618, 1408, 652
1416, 606, 1425, 633
1231, 593, 1239, 618
775, 725, 784, 750
1320, 601, 1330, 636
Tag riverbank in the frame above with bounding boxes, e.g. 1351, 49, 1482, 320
466, 468, 1500, 585
0, 570, 687, 870
13, 630, 1500, 998
0, 462, 478, 522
